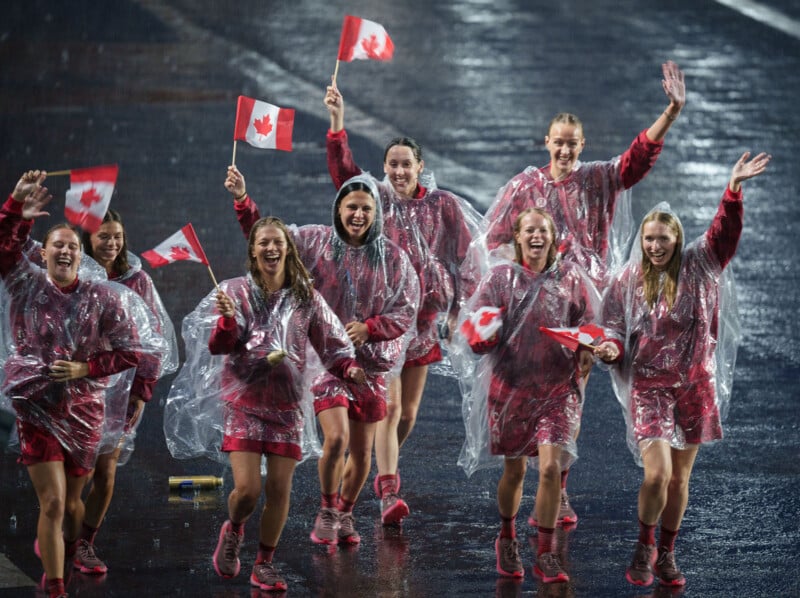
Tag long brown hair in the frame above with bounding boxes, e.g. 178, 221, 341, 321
247, 217, 312, 302
640, 211, 683, 309
513, 207, 558, 269
81, 209, 130, 275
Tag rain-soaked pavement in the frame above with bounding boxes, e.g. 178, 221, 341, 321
1, 1, 799, 596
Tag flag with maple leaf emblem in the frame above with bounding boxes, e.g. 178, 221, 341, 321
64, 164, 119, 233
538, 324, 606, 352
337, 15, 394, 62
141, 223, 210, 268
233, 96, 295, 151
460, 306, 504, 345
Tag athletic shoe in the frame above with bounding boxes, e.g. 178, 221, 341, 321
310, 507, 339, 545
527, 489, 577, 527
73, 539, 108, 574
250, 562, 287, 592
494, 536, 524, 578
380, 492, 410, 526
625, 542, 656, 586
337, 512, 361, 545
655, 547, 686, 587
212, 520, 242, 578
373, 470, 402, 498
533, 551, 569, 583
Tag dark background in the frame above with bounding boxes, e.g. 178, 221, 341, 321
1, 1, 798, 596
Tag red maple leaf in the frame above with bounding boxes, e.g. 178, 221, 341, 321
478, 310, 498, 327
79, 187, 103, 208
361, 34, 386, 59
253, 114, 273, 137
169, 245, 192, 261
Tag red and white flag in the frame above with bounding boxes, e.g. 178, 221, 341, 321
538, 324, 606, 352
460, 306, 504, 345
64, 164, 119, 233
337, 15, 394, 62
142, 223, 209, 268
233, 96, 295, 152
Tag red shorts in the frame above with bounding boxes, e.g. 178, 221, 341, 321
631, 378, 722, 446
487, 377, 580, 457
221, 436, 301, 461
312, 375, 387, 423
221, 402, 303, 461
404, 343, 442, 368
16, 419, 93, 477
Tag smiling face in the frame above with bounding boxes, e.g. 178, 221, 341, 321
514, 210, 555, 271
337, 190, 376, 246
641, 218, 679, 271
383, 144, 424, 197
545, 122, 585, 181
89, 220, 125, 272
250, 224, 288, 281
41, 227, 82, 287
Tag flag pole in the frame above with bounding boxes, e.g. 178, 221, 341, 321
46, 170, 71, 176
231, 140, 238, 167
332, 60, 340, 86
207, 264, 220, 291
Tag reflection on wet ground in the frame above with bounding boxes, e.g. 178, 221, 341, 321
2, 0, 800, 596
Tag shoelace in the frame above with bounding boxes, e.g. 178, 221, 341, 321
224, 532, 241, 561
502, 539, 521, 565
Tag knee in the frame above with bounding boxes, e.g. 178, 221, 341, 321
231, 483, 260, 510
539, 460, 561, 486
264, 477, 292, 505
91, 467, 116, 496
40, 491, 66, 521
643, 468, 670, 493
323, 428, 349, 458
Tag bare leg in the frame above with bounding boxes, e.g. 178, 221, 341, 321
397, 365, 428, 447
316, 407, 349, 495
534, 445, 563, 529
258, 454, 297, 546
660, 445, 699, 531
497, 457, 526, 518
227, 451, 263, 523
27, 462, 68, 580
340, 420, 377, 503
82, 447, 121, 530
638, 439, 672, 525
374, 378, 401, 477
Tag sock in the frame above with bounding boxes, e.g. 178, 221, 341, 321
659, 526, 679, 553
46, 577, 65, 598
560, 470, 569, 490
378, 474, 398, 498
321, 492, 337, 509
499, 514, 517, 539
229, 520, 244, 535
337, 496, 355, 513
537, 526, 555, 555
256, 542, 276, 564
638, 519, 656, 545
81, 522, 99, 544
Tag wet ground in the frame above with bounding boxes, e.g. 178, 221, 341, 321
1, 0, 799, 596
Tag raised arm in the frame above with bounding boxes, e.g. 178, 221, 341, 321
324, 77, 345, 134
707, 151, 771, 268
644, 60, 686, 142
225, 165, 261, 239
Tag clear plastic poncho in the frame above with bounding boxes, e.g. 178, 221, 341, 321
601, 194, 742, 465
0, 238, 169, 471
163, 276, 358, 463
453, 254, 601, 477
234, 174, 420, 404
325, 129, 484, 366
112, 251, 179, 465
481, 146, 647, 290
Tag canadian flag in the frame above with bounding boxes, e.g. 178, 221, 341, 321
337, 15, 394, 62
538, 324, 606, 352
64, 164, 119, 233
460, 306, 504, 345
142, 223, 209, 268
233, 96, 295, 152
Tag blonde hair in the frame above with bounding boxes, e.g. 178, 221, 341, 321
640, 212, 683, 309
513, 208, 558, 269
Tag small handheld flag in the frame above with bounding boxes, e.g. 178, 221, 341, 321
232, 96, 295, 164
460, 306, 504, 345
142, 223, 219, 289
538, 324, 606, 352
62, 164, 119, 233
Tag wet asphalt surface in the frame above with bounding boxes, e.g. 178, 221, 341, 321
1, 1, 799, 596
